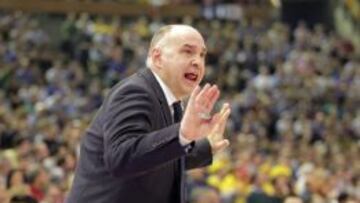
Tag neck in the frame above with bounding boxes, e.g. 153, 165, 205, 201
150, 67, 182, 101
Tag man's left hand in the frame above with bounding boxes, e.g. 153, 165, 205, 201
207, 103, 231, 154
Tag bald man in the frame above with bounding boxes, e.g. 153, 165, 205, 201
67, 25, 231, 203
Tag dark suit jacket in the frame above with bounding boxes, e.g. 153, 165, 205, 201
67, 68, 213, 203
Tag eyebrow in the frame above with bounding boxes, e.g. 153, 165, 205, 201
182, 44, 207, 54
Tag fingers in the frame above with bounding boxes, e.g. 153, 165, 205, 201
218, 103, 231, 133
210, 112, 221, 130
208, 102, 231, 154
212, 139, 230, 153
195, 83, 210, 104
188, 85, 201, 105
181, 84, 227, 142
206, 85, 220, 110
210, 103, 230, 135
195, 84, 220, 113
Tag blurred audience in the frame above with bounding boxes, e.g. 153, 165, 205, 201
0, 10, 359, 203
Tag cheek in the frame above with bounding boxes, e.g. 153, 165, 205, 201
199, 66, 205, 79
176, 72, 185, 84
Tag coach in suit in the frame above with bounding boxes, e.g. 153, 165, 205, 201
67, 24, 231, 203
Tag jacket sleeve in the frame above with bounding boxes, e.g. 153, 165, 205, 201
102, 85, 186, 178
185, 138, 213, 170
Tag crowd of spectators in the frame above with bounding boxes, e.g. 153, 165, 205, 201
342, 0, 360, 39
344, 0, 360, 23
0, 10, 359, 203
53, 0, 269, 5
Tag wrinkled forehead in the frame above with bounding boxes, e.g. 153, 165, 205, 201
159, 26, 206, 51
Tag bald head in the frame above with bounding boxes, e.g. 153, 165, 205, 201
145, 24, 207, 99
146, 24, 205, 68
149, 24, 202, 51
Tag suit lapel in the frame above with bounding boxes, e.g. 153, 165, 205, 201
138, 68, 173, 126
139, 68, 184, 203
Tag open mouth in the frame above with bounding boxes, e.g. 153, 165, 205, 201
184, 73, 198, 82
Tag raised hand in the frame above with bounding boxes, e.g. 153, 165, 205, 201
180, 83, 220, 141
207, 103, 231, 154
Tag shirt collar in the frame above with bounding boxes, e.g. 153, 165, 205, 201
151, 70, 178, 106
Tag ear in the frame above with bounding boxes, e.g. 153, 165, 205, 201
151, 48, 162, 69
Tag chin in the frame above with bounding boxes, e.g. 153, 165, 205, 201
183, 85, 197, 97
179, 77, 200, 97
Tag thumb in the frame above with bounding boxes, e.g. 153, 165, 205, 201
212, 139, 230, 154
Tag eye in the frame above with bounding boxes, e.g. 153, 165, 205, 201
182, 49, 192, 55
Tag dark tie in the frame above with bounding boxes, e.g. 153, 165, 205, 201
173, 101, 183, 123
172, 101, 186, 203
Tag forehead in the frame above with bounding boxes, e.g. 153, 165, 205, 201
166, 28, 206, 51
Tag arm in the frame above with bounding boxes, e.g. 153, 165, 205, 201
102, 85, 186, 178
184, 138, 213, 170
185, 102, 231, 170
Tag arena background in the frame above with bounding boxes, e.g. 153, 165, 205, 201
0, 0, 359, 203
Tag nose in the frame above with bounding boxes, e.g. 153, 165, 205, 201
191, 59, 198, 68
191, 55, 204, 69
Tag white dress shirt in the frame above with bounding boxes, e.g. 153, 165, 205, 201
152, 70, 192, 146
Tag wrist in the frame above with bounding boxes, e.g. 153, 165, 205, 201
179, 123, 194, 141
207, 138, 216, 154
179, 133, 192, 145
